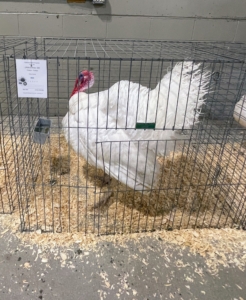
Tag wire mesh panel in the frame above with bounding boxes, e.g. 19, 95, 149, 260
0, 37, 38, 214
0, 37, 246, 233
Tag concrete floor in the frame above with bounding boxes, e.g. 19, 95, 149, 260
0, 228, 245, 300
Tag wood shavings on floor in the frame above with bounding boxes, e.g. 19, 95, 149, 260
0, 213, 246, 275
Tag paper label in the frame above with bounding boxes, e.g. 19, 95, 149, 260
16, 59, 47, 98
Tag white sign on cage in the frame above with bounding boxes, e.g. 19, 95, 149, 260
16, 59, 47, 98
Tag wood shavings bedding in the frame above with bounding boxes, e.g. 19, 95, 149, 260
0, 134, 246, 235
0, 133, 246, 274
188, 142, 246, 221
1, 213, 246, 275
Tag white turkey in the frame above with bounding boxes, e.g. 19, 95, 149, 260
62, 62, 211, 193
233, 95, 246, 128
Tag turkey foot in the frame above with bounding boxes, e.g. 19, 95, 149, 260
93, 174, 111, 187
93, 191, 114, 212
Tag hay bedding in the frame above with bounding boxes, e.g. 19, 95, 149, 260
1, 134, 245, 235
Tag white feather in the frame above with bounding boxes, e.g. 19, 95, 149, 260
62, 61, 211, 190
233, 95, 246, 128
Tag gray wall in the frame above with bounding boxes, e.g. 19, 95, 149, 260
0, 0, 246, 41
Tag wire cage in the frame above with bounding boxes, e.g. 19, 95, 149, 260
1, 37, 246, 234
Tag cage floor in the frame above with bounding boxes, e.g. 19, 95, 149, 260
1, 134, 245, 234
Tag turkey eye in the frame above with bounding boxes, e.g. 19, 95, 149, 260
79, 74, 84, 80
